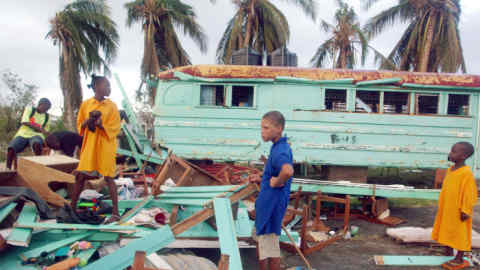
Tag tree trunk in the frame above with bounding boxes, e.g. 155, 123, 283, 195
418, 15, 435, 72
60, 49, 83, 132
243, 0, 256, 48
336, 50, 347, 69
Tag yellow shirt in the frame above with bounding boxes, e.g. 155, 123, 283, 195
432, 166, 478, 251
14, 106, 51, 139
76, 98, 121, 177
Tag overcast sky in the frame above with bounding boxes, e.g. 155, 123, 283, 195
1, 0, 479, 116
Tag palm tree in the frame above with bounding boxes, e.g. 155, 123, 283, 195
216, 0, 317, 64
125, 0, 208, 81
310, 0, 369, 69
47, 0, 119, 131
364, 0, 465, 73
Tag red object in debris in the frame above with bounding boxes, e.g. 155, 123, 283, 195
154, 212, 166, 225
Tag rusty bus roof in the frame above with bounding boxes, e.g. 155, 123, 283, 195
156, 65, 480, 88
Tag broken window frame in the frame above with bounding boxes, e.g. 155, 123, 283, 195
199, 84, 226, 107
197, 84, 256, 109
414, 93, 440, 115
231, 85, 256, 108
323, 88, 348, 112
447, 93, 471, 117
354, 90, 380, 113
382, 90, 411, 115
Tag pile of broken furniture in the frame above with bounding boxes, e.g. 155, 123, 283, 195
0, 154, 266, 270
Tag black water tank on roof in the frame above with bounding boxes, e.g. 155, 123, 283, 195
267, 47, 297, 67
231, 47, 262, 65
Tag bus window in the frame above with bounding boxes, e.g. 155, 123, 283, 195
448, 94, 470, 116
384, 92, 409, 114
325, 89, 347, 112
355, 91, 379, 113
200, 85, 225, 106
232, 86, 254, 107
415, 94, 439, 114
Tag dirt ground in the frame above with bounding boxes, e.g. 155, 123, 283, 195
190, 203, 480, 270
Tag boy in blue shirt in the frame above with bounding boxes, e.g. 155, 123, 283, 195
250, 111, 294, 270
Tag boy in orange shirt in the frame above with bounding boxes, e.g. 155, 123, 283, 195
432, 142, 478, 269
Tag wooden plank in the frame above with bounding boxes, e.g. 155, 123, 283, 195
291, 182, 440, 200
157, 198, 209, 206
81, 226, 175, 270
20, 155, 79, 166
0, 202, 17, 223
15, 222, 139, 232
87, 232, 120, 242
170, 205, 179, 226
20, 232, 92, 260
17, 157, 76, 207
217, 254, 230, 270
374, 255, 473, 266
157, 192, 230, 199
213, 198, 242, 270
171, 184, 256, 236
7, 204, 37, 247
132, 251, 146, 270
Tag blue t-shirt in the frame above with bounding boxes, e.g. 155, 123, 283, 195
255, 137, 293, 235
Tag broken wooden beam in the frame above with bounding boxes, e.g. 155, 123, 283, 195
0, 202, 17, 223
374, 255, 473, 266
81, 225, 175, 270
15, 221, 139, 233
213, 198, 242, 270
7, 203, 37, 247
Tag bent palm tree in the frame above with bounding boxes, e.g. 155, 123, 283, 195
310, 0, 369, 69
125, 0, 208, 79
47, 0, 119, 131
216, 0, 317, 64
364, 0, 465, 73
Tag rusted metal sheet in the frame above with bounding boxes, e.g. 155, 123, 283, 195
156, 65, 480, 88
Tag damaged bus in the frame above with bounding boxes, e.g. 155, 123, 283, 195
151, 65, 480, 178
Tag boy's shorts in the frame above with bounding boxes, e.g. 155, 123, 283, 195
8, 136, 43, 153
252, 227, 280, 260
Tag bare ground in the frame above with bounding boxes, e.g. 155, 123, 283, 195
191, 204, 480, 270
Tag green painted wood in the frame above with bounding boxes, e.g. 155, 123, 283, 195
402, 83, 480, 91
76, 242, 101, 267
15, 222, 140, 232
376, 255, 473, 266
7, 204, 37, 247
81, 226, 175, 270
162, 185, 243, 193
158, 198, 209, 206
157, 192, 230, 199
356, 78, 402, 86
0, 202, 17, 223
291, 182, 440, 200
86, 232, 120, 242
116, 196, 153, 224
20, 232, 92, 259
213, 198, 242, 270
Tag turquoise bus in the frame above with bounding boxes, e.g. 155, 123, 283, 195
152, 65, 480, 177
